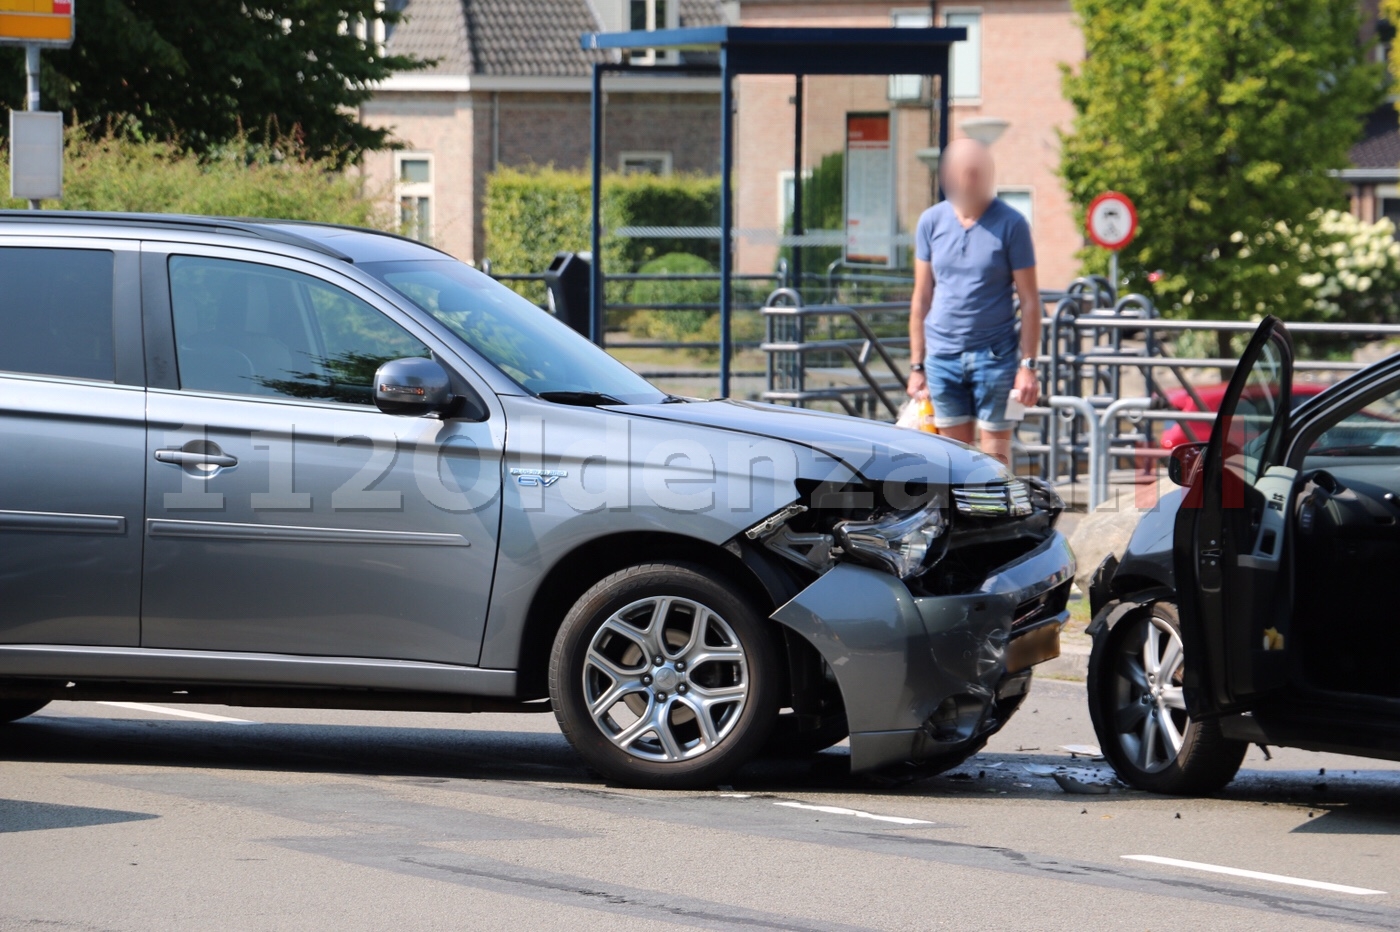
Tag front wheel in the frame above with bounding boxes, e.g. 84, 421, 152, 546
1088, 601, 1246, 795
550, 562, 780, 789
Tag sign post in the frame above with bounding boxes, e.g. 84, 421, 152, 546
2, 0, 75, 208
1086, 190, 1138, 298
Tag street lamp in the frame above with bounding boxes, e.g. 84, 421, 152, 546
960, 116, 1010, 146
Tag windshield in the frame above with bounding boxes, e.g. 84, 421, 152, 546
362, 259, 667, 405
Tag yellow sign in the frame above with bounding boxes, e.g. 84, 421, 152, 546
0, 0, 74, 47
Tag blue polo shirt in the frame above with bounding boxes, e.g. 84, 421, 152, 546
915, 198, 1036, 356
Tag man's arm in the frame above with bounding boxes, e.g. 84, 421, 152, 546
908, 258, 934, 398
1012, 265, 1041, 407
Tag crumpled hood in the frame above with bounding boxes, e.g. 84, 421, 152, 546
618, 399, 1010, 487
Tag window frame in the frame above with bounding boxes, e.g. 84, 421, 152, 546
626, 0, 680, 65
135, 242, 497, 412
395, 152, 435, 244
997, 187, 1034, 226
942, 7, 984, 105
888, 8, 933, 105
619, 150, 674, 176
0, 237, 140, 386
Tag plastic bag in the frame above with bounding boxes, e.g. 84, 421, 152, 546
895, 397, 938, 434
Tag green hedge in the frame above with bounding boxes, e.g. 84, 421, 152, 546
483, 166, 721, 295
1, 130, 387, 227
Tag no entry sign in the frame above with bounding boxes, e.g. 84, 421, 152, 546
1087, 191, 1137, 251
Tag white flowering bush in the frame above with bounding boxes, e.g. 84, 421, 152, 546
1161, 210, 1400, 325
1295, 209, 1400, 322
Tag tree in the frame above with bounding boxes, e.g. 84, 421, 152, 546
1059, 0, 1385, 326
0, 1, 423, 165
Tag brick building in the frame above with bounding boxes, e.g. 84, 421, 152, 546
364, 1, 1395, 281
360, 0, 726, 264
731, 1, 1083, 287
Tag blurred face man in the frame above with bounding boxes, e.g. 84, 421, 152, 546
941, 138, 995, 216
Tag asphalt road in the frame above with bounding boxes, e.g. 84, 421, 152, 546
4, 679, 1400, 931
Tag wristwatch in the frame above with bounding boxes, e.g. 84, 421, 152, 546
1019, 358, 1037, 370
910, 362, 926, 373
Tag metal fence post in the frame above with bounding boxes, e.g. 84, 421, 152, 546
1050, 395, 1100, 510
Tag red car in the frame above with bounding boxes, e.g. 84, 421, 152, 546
1157, 382, 1330, 452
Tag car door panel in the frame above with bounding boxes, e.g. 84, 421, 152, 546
139, 245, 503, 665
1175, 316, 1295, 716
0, 241, 145, 647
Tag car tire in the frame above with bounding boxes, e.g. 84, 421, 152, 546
550, 562, 780, 789
1088, 601, 1246, 795
0, 699, 49, 724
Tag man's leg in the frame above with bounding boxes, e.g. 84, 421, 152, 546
980, 428, 1013, 466
939, 421, 975, 444
925, 354, 976, 443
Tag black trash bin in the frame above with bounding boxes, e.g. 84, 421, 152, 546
542, 251, 592, 338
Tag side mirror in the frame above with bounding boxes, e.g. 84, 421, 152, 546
1167, 441, 1207, 488
373, 357, 454, 416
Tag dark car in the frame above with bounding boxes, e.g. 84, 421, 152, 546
1087, 316, 1400, 794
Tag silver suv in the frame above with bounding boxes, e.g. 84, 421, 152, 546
0, 212, 1074, 788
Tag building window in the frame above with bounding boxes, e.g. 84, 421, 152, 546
888, 9, 933, 105
944, 9, 982, 102
627, 0, 678, 65
620, 151, 673, 176
998, 188, 1034, 225
396, 154, 433, 244
1378, 185, 1400, 237
778, 169, 814, 227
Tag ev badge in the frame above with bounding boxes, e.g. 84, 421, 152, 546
510, 468, 568, 487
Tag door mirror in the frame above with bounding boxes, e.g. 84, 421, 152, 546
1168, 441, 1207, 487
373, 357, 454, 416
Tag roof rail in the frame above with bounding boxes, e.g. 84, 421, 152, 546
0, 211, 356, 263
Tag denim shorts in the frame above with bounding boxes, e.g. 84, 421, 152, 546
925, 333, 1020, 432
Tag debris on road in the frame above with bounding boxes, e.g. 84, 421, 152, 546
1061, 744, 1104, 760
1054, 771, 1113, 795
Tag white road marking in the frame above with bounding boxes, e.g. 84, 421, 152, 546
774, 801, 932, 826
96, 702, 255, 724
1122, 855, 1386, 896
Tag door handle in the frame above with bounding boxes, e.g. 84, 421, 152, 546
155, 448, 238, 468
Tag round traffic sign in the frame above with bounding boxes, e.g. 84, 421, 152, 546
1086, 191, 1138, 251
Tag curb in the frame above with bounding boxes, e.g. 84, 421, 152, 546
1038, 642, 1090, 681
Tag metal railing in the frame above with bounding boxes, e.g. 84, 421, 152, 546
757, 281, 1400, 508
484, 263, 913, 390
485, 260, 1400, 507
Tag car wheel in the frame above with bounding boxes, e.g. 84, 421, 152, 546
1088, 601, 1246, 795
550, 562, 780, 789
0, 699, 49, 724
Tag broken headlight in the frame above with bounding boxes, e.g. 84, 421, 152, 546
834, 497, 947, 579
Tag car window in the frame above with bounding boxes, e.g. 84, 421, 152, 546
170, 256, 430, 405
0, 247, 115, 382
1223, 339, 1287, 485
361, 259, 666, 405
1306, 386, 1400, 458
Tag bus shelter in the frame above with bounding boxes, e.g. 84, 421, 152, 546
579, 26, 966, 396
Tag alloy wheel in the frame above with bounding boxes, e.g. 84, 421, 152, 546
582, 596, 749, 763
1110, 613, 1189, 773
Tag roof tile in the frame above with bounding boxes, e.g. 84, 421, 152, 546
387, 0, 727, 77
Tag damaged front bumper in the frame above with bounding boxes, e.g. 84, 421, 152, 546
771, 531, 1077, 772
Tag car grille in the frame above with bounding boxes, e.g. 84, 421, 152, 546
952, 480, 1034, 517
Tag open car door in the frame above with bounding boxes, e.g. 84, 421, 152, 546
1174, 316, 1295, 717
